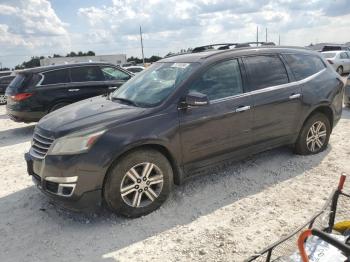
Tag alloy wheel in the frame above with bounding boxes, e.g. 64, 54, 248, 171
120, 162, 164, 208
306, 121, 327, 152
0, 95, 6, 104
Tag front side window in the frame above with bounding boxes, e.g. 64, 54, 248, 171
283, 54, 326, 81
70, 66, 104, 82
243, 55, 289, 91
188, 59, 243, 101
41, 69, 70, 85
112, 62, 199, 107
101, 66, 130, 81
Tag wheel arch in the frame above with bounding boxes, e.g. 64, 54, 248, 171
300, 105, 334, 133
102, 143, 184, 192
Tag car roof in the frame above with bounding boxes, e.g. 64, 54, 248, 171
18, 62, 120, 74
160, 46, 319, 63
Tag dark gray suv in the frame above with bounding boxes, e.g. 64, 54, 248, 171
25, 46, 344, 217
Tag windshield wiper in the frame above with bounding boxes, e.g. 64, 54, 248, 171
111, 97, 139, 107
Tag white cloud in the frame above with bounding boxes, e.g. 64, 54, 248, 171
2, 0, 350, 68
0, 0, 71, 67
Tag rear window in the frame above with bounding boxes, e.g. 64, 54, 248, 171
283, 54, 326, 81
41, 69, 70, 85
6, 73, 41, 94
70, 66, 104, 82
322, 52, 337, 59
242, 55, 289, 91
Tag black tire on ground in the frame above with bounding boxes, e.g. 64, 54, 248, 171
336, 66, 343, 75
103, 149, 173, 218
49, 102, 69, 112
294, 113, 331, 155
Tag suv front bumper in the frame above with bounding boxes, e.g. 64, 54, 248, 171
25, 152, 103, 211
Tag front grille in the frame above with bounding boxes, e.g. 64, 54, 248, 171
31, 130, 54, 160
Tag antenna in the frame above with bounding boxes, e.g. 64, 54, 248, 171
139, 26, 145, 66
266, 28, 267, 42
256, 26, 259, 46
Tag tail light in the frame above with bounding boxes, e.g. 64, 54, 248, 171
11, 93, 33, 101
327, 59, 334, 64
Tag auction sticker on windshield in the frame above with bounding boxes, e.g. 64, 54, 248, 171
171, 63, 190, 69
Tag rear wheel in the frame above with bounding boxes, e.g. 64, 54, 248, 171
49, 102, 69, 112
103, 149, 173, 218
0, 94, 6, 105
294, 113, 331, 155
336, 66, 343, 75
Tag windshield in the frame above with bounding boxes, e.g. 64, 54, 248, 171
112, 62, 199, 107
322, 52, 336, 58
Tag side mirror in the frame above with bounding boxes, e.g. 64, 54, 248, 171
185, 91, 209, 107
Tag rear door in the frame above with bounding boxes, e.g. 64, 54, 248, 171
100, 66, 132, 92
36, 69, 71, 110
242, 54, 302, 146
69, 66, 107, 100
179, 59, 253, 172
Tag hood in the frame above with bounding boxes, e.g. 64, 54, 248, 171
38, 96, 147, 136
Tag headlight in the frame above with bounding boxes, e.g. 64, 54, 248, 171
48, 130, 106, 155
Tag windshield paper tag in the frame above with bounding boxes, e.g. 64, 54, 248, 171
171, 63, 190, 69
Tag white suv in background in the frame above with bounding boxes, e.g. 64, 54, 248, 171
322, 50, 350, 75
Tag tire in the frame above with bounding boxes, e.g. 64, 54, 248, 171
103, 149, 173, 218
336, 66, 343, 75
0, 94, 7, 105
49, 102, 69, 112
294, 113, 331, 155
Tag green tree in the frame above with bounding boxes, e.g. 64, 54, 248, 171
15, 56, 43, 69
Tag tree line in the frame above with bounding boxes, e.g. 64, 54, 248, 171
4, 47, 193, 70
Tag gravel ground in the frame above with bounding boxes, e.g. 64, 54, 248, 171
0, 105, 350, 262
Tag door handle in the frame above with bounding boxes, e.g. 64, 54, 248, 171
235, 105, 251, 112
108, 86, 118, 90
68, 89, 80, 92
289, 93, 301, 100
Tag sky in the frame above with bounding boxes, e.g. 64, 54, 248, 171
1, 0, 350, 68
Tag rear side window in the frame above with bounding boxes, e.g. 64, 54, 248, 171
101, 66, 130, 81
242, 55, 289, 91
322, 52, 337, 59
41, 69, 70, 85
188, 59, 243, 101
70, 66, 104, 82
283, 54, 326, 81
340, 52, 349, 59
0, 76, 14, 85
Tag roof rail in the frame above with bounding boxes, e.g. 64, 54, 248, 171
192, 42, 276, 53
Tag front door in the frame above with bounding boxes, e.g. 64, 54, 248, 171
178, 59, 253, 173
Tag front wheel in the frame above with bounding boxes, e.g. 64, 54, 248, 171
103, 149, 173, 218
294, 113, 331, 155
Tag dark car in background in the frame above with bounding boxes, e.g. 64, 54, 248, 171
0, 75, 15, 105
6, 62, 133, 122
25, 46, 344, 217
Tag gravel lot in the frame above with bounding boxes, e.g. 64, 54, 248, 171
0, 105, 350, 262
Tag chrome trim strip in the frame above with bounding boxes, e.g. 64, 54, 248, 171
57, 184, 76, 197
45, 176, 78, 183
210, 68, 326, 104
